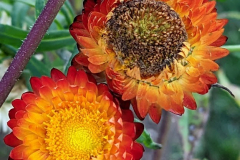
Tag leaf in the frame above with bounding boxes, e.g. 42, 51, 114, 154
197, 88, 240, 160
135, 119, 162, 149
0, 2, 12, 14
0, 24, 75, 52
178, 94, 210, 159
16, 0, 36, 7
35, 0, 45, 19
26, 56, 51, 77
218, 53, 240, 86
37, 30, 75, 52
60, 2, 75, 26
11, 1, 29, 27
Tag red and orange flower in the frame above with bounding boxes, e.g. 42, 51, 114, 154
4, 67, 144, 160
70, 0, 229, 123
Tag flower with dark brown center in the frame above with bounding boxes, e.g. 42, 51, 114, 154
70, 0, 229, 123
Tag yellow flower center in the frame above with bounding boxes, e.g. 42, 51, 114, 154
105, 0, 187, 78
44, 100, 112, 160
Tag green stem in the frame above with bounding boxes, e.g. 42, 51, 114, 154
223, 45, 240, 52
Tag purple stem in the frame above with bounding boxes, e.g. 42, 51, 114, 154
0, 0, 66, 108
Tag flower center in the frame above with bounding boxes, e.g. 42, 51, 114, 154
44, 101, 110, 159
106, 0, 187, 78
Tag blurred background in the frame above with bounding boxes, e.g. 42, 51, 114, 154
0, 0, 240, 159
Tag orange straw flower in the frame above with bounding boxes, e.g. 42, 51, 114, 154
70, 0, 229, 123
4, 67, 144, 160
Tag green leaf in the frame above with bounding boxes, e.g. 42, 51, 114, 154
60, 2, 75, 26
0, 2, 12, 14
196, 89, 240, 160
16, 0, 36, 7
0, 24, 75, 52
26, 56, 51, 77
35, 0, 45, 19
11, 2, 29, 27
218, 54, 240, 86
37, 30, 75, 52
135, 119, 162, 149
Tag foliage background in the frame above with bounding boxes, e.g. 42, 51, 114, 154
0, 0, 240, 159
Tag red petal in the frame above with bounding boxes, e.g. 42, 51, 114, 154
131, 142, 144, 160
169, 100, 185, 115
67, 66, 77, 85
210, 35, 228, 47
131, 99, 144, 121
133, 122, 144, 140
148, 105, 162, 124
9, 108, 16, 119
10, 145, 26, 159
74, 53, 90, 66
4, 132, 22, 147
75, 70, 88, 87
183, 92, 197, 110
51, 68, 66, 82
121, 109, 134, 122
41, 76, 56, 89
123, 122, 136, 138
39, 86, 53, 101
7, 119, 18, 129
30, 77, 42, 95
12, 99, 26, 111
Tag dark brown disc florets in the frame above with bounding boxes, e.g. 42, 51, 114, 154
106, 0, 187, 78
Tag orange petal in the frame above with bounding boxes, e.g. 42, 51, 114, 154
88, 54, 108, 65
201, 29, 224, 46
28, 150, 48, 160
136, 97, 151, 118
122, 80, 138, 101
76, 36, 98, 49
81, 48, 103, 57
200, 59, 219, 71
88, 63, 107, 73
39, 86, 53, 101
145, 87, 159, 104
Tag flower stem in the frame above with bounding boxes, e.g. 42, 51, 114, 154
223, 45, 240, 52
0, 0, 66, 108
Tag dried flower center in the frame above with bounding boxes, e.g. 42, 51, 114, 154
106, 0, 187, 78
44, 102, 110, 160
